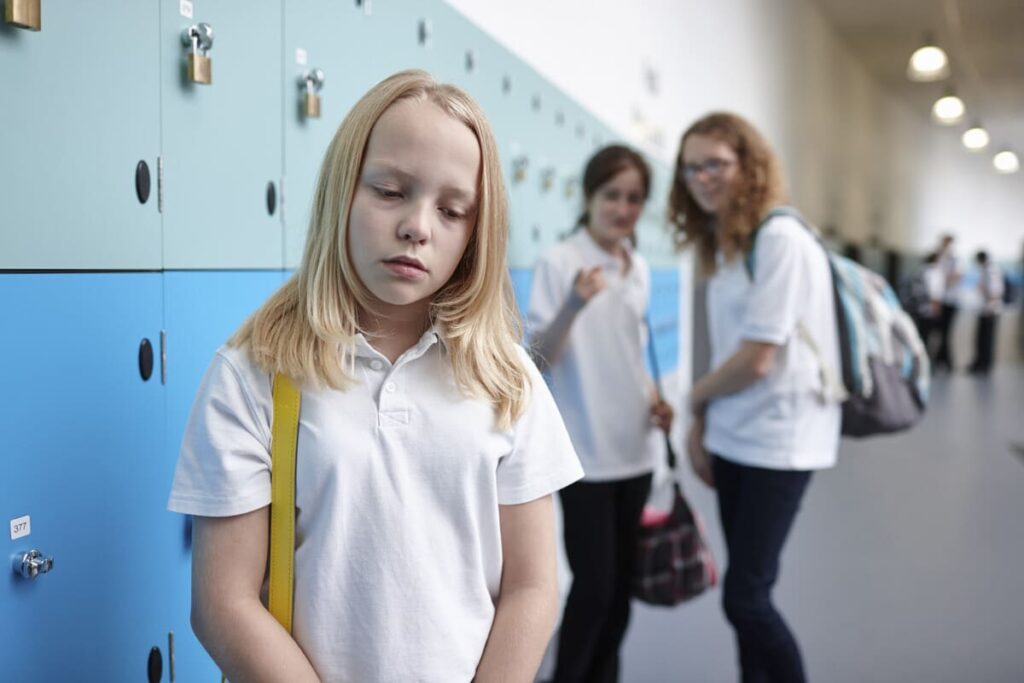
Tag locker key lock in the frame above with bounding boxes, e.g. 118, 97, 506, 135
300, 68, 326, 119
13, 549, 54, 579
541, 167, 556, 192
512, 156, 529, 184
181, 22, 214, 85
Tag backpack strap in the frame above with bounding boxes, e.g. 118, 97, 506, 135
744, 207, 847, 404
268, 373, 301, 633
744, 206, 808, 279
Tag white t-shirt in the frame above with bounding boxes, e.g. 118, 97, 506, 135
703, 215, 841, 471
168, 331, 583, 682
527, 229, 663, 481
979, 262, 1005, 314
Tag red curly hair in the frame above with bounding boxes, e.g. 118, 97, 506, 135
668, 112, 788, 276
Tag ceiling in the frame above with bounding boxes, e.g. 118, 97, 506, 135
811, 0, 1024, 156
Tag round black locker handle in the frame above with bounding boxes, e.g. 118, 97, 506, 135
266, 181, 277, 216
147, 646, 163, 683
139, 338, 154, 382
135, 161, 151, 204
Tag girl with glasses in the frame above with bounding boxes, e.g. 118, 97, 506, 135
670, 112, 841, 683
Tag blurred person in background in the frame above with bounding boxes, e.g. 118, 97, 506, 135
967, 250, 1004, 376
669, 112, 841, 683
528, 144, 673, 683
934, 234, 961, 371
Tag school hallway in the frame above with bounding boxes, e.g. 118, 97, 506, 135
620, 323, 1024, 682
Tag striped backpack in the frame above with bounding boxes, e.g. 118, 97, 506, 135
747, 208, 930, 437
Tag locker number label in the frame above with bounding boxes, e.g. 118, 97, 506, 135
180, 0, 194, 19
10, 515, 31, 540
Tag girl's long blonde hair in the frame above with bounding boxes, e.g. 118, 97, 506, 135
230, 70, 529, 428
668, 112, 788, 276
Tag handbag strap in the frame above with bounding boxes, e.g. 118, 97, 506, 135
268, 373, 301, 633
644, 314, 677, 470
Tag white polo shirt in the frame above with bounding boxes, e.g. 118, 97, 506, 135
703, 215, 841, 471
527, 229, 663, 481
168, 331, 582, 682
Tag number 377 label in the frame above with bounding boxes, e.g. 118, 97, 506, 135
10, 515, 31, 540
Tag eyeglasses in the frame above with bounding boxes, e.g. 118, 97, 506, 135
679, 158, 735, 181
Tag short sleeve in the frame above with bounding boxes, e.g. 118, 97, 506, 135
167, 350, 274, 517
526, 254, 569, 341
742, 220, 805, 345
496, 347, 583, 505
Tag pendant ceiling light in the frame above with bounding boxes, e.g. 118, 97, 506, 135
932, 91, 965, 125
993, 150, 1020, 174
961, 125, 990, 151
907, 35, 950, 82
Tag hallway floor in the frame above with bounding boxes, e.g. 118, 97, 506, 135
622, 362, 1024, 682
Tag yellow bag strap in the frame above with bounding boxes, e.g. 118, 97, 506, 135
221, 373, 300, 682
268, 373, 301, 633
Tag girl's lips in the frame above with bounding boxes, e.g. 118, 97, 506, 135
383, 260, 427, 280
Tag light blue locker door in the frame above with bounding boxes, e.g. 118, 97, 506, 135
283, 0, 438, 268
0, 3, 161, 270
160, 0, 283, 269
0, 274, 171, 680
162, 270, 285, 681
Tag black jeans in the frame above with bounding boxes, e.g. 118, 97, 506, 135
935, 303, 958, 370
554, 472, 652, 683
713, 456, 812, 683
970, 313, 999, 373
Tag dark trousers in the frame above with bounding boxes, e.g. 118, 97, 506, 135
713, 456, 812, 683
970, 313, 999, 373
935, 303, 958, 370
554, 472, 652, 683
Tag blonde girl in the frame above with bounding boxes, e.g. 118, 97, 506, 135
169, 70, 582, 683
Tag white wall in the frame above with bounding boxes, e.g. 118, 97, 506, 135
445, 0, 1024, 261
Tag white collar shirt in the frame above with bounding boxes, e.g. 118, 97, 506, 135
704, 216, 841, 471
527, 229, 662, 481
168, 329, 582, 682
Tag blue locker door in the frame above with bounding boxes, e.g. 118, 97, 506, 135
0, 274, 170, 680
162, 270, 285, 681
160, 0, 284, 269
0, 3, 161, 270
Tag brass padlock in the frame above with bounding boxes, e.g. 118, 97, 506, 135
181, 23, 214, 85
300, 68, 325, 119
512, 156, 529, 184
541, 168, 556, 193
5, 0, 41, 31
304, 93, 321, 118
188, 53, 212, 85
564, 176, 579, 200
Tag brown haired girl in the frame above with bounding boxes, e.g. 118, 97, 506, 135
528, 144, 673, 682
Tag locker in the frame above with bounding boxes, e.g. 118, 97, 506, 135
160, 0, 284, 269
0, 3, 161, 270
0, 274, 172, 679
161, 270, 286, 680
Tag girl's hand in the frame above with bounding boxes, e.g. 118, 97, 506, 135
687, 418, 714, 488
573, 266, 606, 302
650, 398, 674, 433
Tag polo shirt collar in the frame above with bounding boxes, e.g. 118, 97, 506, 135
573, 228, 634, 267
352, 324, 446, 362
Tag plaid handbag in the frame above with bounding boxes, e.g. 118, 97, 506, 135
632, 436, 718, 606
